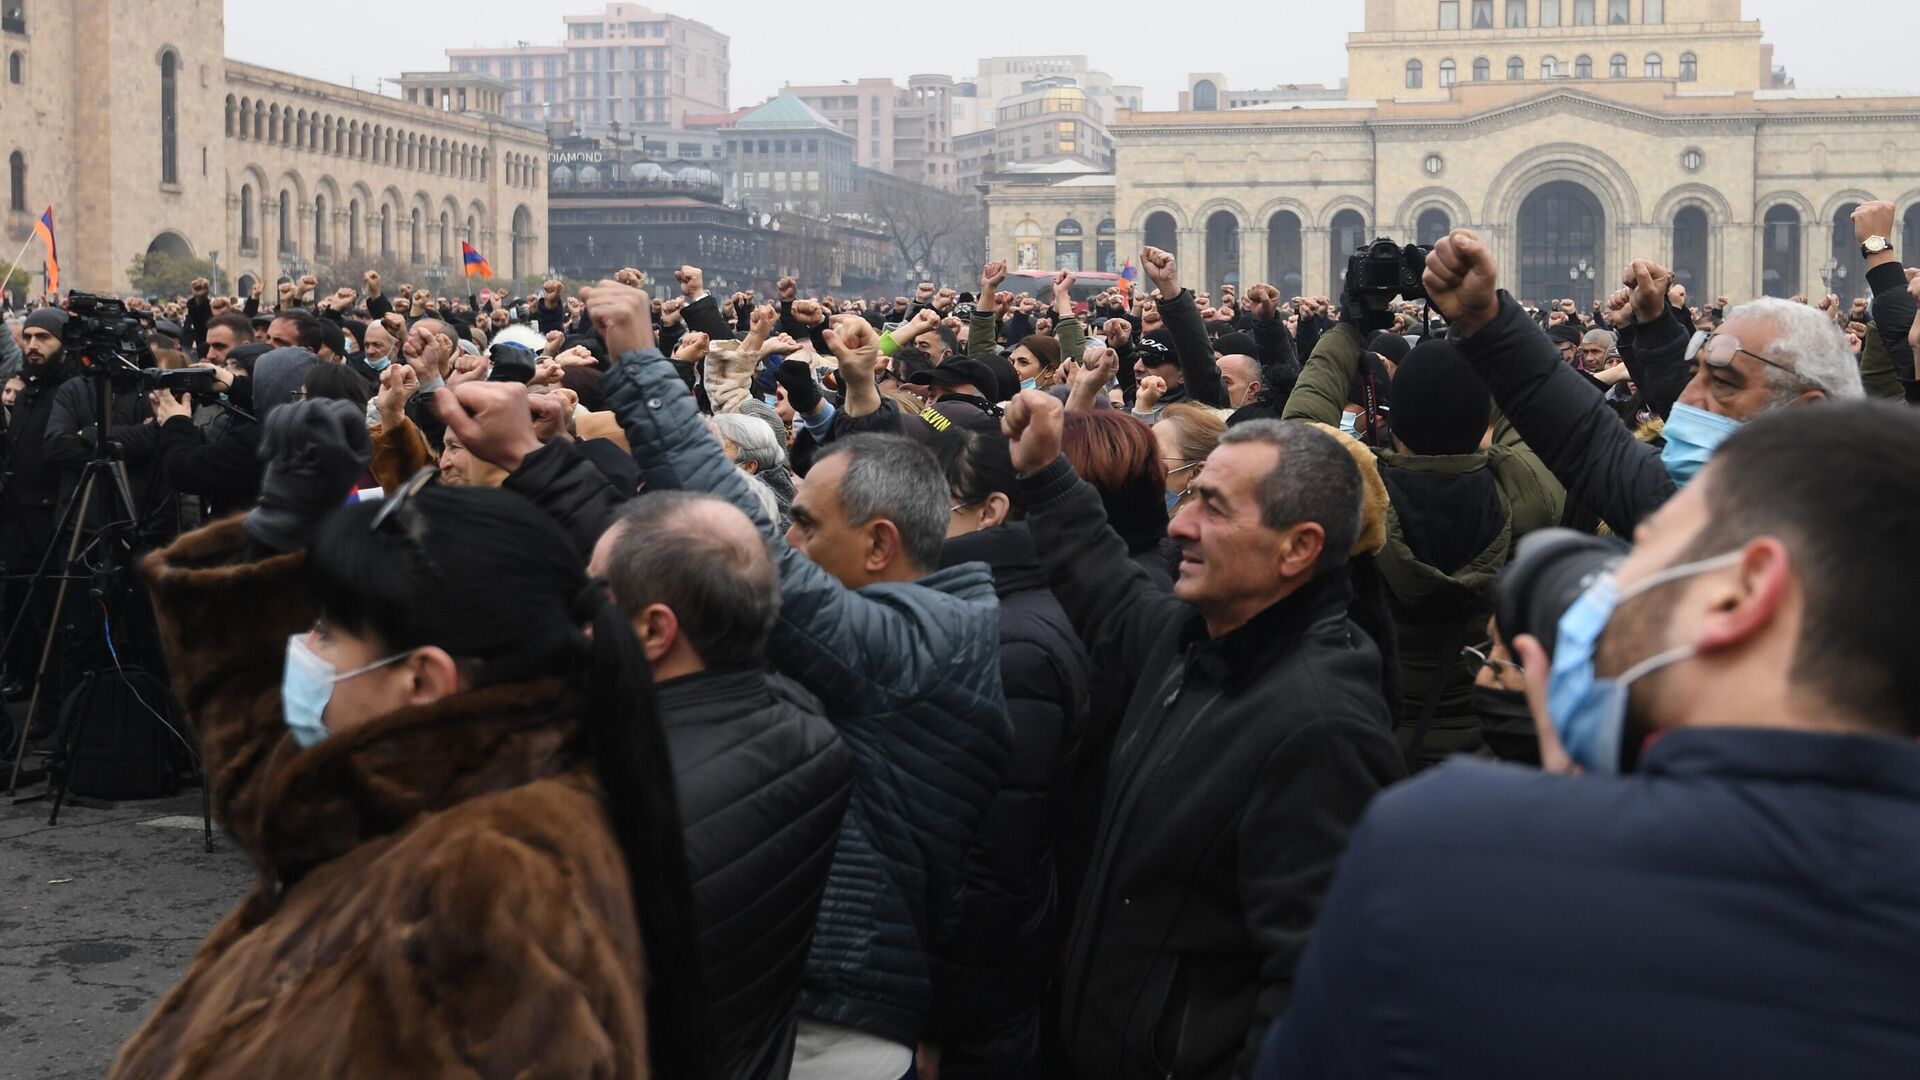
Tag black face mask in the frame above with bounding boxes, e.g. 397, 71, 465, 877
1474, 685, 1541, 767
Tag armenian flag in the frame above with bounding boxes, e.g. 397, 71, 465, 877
32, 207, 58, 295
461, 240, 493, 280
1118, 258, 1137, 293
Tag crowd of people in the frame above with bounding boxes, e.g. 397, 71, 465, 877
4, 196, 1920, 1079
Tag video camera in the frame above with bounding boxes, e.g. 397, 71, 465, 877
1346, 237, 1433, 304
64, 291, 156, 383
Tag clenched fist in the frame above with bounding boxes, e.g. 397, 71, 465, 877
1140, 246, 1179, 298
1621, 259, 1674, 325
1422, 230, 1500, 337
1003, 389, 1065, 476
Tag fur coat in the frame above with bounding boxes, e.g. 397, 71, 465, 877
108, 518, 653, 1079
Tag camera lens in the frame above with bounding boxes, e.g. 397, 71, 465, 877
1492, 528, 1628, 656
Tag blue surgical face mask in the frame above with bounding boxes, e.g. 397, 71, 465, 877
1164, 489, 1183, 515
1660, 402, 1744, 485
1020, 376, 1037, 391
366, 355, 392, 373
1545, 549, 1743, 772
281, 633, 412, 749
1339, 410, 1359, 434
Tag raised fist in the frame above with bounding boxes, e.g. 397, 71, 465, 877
1422, 229, 1500, 337
981, 260, 1008, 293
615, 267, 646, 289
365, 270, 381, 288
1103, 317, 1132, 345
1852, 200, 1896, 246
916, 281, 935, 301
1140, 246, 1179, 297
661, 297, 686, 325
791, 299, 825, 327
1002, 389, 1065, 476
543, 329, 566, 356
191, 277, 210, 294
542, 279, 563, 296
673, 330, 711, 364
1621, 259, 1674, 324
1135, 374, 1168, 411
777, 276, 798, 302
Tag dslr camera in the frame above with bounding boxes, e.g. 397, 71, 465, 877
140, 366, 221, 401
65, 292, 157, 380
1346, 237, 1433, 304
1492, 528, 1629, 656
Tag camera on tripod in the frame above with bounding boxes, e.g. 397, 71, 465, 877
64, 292, 155, 384
1346, 237, 1433, 304
140, 367, 219, 401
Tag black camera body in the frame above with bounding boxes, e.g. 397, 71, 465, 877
1492, 528, 1629, 656
140, 366, 219, 401
65, 291, 155, 382
1346, 237, 1433, 304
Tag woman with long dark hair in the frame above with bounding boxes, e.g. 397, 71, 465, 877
111, 398, 706, 1079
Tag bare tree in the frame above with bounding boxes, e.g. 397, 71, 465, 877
852, 170, 983, 285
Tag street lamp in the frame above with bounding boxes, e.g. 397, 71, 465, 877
281, 251, 308, 283
422, 262, 448, 297
1568, 258, 1595, 283
1820, 258, 1846, 296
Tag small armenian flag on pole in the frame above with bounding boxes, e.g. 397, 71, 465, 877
461, 240, 493, 280
33, 207, 59, 296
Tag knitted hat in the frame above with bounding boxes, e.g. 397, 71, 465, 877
1215, 330, 1259, 359
1582, 328, 1619, 356
1387, 340, 1491, 457
22, 307, 67, 341
1548, 323, 1584, 348
1367, 330, 1412, 365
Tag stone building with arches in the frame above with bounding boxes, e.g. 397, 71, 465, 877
986, 0, 1920, 306
0, 0, 546, 296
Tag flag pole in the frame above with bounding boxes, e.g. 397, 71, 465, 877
3, 232, 34, 294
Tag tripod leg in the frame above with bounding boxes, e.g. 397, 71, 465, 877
46, 673, 92, 826
7, 474, 97, 796
202, 766, 213, 853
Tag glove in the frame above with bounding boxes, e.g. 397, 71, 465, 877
777, 358, 823, 414
246, 399, 374, 553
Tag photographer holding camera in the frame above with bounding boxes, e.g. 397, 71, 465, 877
1258, 399, 1920, 1077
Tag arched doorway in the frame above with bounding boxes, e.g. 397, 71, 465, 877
1205, 211, 1240, 290
1144, 211, 1177, 256
1905, 204, 1920, 266
1762, 204, 1801, 298
1328, 209, 1368, 296
1828, 202, 1863, 302
1672, 206, 1708, 296
1416, 208, 1452, 246
236, 273, 257, 298
1267, 211, 1303, 295
146, 231, 194, 259
1517, 181, 1604, 307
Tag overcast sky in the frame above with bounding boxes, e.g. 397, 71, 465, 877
226, 1, 1920, 112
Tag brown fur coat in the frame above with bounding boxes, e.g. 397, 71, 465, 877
109, 518, 653, 1079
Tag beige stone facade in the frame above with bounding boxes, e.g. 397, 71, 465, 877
0, 0, 547, 296
987, 0, 1920, 307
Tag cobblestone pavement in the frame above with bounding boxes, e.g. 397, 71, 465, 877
0, 786, 252, 1079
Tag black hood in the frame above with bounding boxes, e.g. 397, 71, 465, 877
938, 520, 1048, 598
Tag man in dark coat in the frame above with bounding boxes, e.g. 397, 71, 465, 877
1002, 389, 1405, 1080
1424, 230, 1862, 537
591, 491, 854, 1080
1260, 401, 1920, 1079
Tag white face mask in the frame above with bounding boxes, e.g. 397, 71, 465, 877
280, 633, 411, 748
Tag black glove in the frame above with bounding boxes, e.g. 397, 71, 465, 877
245, 399, 373, 553
777, 358, 823, 414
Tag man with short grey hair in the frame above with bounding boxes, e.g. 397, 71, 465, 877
1002, 390, 1404, 1079
1425, 230, 1863, 536
589, 491, 854, 1080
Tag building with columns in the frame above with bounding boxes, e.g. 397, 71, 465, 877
0, 0, 547, 296
987, 0, 1920, 307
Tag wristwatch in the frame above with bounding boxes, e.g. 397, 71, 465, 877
1862, 235, 1893, 258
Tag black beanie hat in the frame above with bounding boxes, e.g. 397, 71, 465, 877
1367, 330, 1412, 365
1388, 340, 1492, 456
23, 307, 67, 341
1215, 330, 1259, 358
1548, 323, 1584, 348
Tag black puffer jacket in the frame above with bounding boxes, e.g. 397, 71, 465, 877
655, 667, 854, 1080
929, 523, 1089, 1079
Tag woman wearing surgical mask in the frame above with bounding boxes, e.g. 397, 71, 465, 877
115, 402, 706, 1080
1153, 403, 1226, 518
1008, 334, 1062, 392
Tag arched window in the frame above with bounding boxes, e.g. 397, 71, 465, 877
1205, 211, 1240, 288
1679, 52, 1698, 81
1417, 208, 1453, 246
277, 190, 292, 253
1507, 56, 1524, 80
1192, 79, 1218, 111
1541, 56, 1558, 79
1610, 53, 1628, 78
8, 150, 24, 213
1644, 53, 1663, 78
1267, 211, 1303, 295
1142, 212, 1177, 258
1472, 57, 1490, 81
1096, 217, 1117, 272
1831, 202, 1865, 302
1575, 54, 1593, 79
1519, 181, 1605, 307
1055, 217, 1084, 272
159, 50, 178, 184
1672, 206, 1708, 296
1329, 209, 1369, 294
239, 183, 256, 249
1439, 59, 1457, 88
1405, 60, 1424, 90
1762, 205, 1802, 298
7, 51, 21, 85
349, 198, 361, 255
314, 195, 328, 255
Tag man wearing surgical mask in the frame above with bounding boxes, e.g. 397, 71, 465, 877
1422, 229, 1862, 538
1259, 401, 1920, 1079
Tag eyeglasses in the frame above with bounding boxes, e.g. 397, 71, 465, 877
370, 467, 446, 579
1461, 642, 1523, 680
1164, 459, 1202, 477
1699, 333, 1797, 378
950, 498, 980, 515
